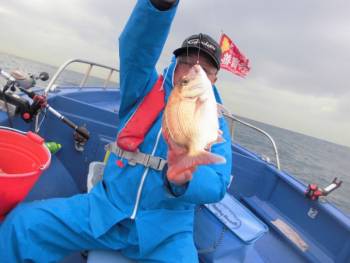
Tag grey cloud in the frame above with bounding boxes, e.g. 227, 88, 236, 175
2, 0, 350, 98
161, 0, 350, 98
332, 94, 350, 122
0, 0, 348, 146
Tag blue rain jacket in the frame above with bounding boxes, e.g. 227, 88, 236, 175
0, 0, 232, 261
87, 0, 232, 256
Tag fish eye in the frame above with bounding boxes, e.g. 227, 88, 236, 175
181, 78, 189, 85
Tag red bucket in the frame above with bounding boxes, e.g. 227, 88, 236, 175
0, 127, 51, 220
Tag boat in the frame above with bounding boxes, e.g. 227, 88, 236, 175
0, 59, 349, 263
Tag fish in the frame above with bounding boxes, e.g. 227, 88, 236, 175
162, 64, 226, 181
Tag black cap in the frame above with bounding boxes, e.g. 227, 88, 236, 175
173, 33, 222, 70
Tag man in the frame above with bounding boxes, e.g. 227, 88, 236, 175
0, 0, 232, 262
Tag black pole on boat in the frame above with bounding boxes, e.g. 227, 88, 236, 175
17, 85, 90, 143
45, 105, 90, 141
14, 84, 89, 141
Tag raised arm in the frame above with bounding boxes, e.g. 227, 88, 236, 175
118, 0, 178, 118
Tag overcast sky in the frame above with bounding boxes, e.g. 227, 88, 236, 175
0, 0, 349, 147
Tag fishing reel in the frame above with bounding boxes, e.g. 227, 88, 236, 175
0, 68, 90, 148
0, 69, 49, 122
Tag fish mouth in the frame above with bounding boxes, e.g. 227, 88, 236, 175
175, 63, 211, 98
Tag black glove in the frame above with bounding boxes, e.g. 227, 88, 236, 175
150, 0, 177, 11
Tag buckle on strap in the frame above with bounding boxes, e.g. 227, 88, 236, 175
105, 143, 167, 171
147, 156, 167, 171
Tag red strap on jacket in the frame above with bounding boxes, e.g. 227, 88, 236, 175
117, 76, 165, 151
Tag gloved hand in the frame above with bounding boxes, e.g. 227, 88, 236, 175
150, 0, 177, 11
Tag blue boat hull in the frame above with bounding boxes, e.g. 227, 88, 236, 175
1, 87, 349, 263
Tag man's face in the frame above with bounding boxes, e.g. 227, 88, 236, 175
173, 53, 218, 86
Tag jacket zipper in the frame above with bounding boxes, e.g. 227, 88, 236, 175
130, 128, 163, 219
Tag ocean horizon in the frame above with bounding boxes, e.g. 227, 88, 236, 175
1, 51, 349, 216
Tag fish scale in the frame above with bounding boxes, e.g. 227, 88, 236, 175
162, 64, 226, 178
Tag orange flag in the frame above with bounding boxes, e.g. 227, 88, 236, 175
220, 33, 250, 77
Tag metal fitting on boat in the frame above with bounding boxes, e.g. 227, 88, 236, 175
305, 177, 343, 201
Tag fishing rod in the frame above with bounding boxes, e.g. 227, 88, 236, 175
0, 68, 90, 144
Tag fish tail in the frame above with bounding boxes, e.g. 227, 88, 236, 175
167, 151, 226, 179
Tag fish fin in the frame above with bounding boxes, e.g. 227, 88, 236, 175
216, 134, 226, 144
167, 151, 226, 179
204, 131, 226, 151
205, 135, 225, 151
163, 127, 187, 155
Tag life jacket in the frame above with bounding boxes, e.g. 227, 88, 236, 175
117, 75, 165, 152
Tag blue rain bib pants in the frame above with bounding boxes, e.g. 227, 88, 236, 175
0, 1, 232, 262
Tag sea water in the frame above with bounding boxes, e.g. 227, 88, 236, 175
1, 52, 349, 216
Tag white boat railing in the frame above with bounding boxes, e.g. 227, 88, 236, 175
223, 112, 281, 170
44, 59, 281, 169
44, 59, 119, 95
